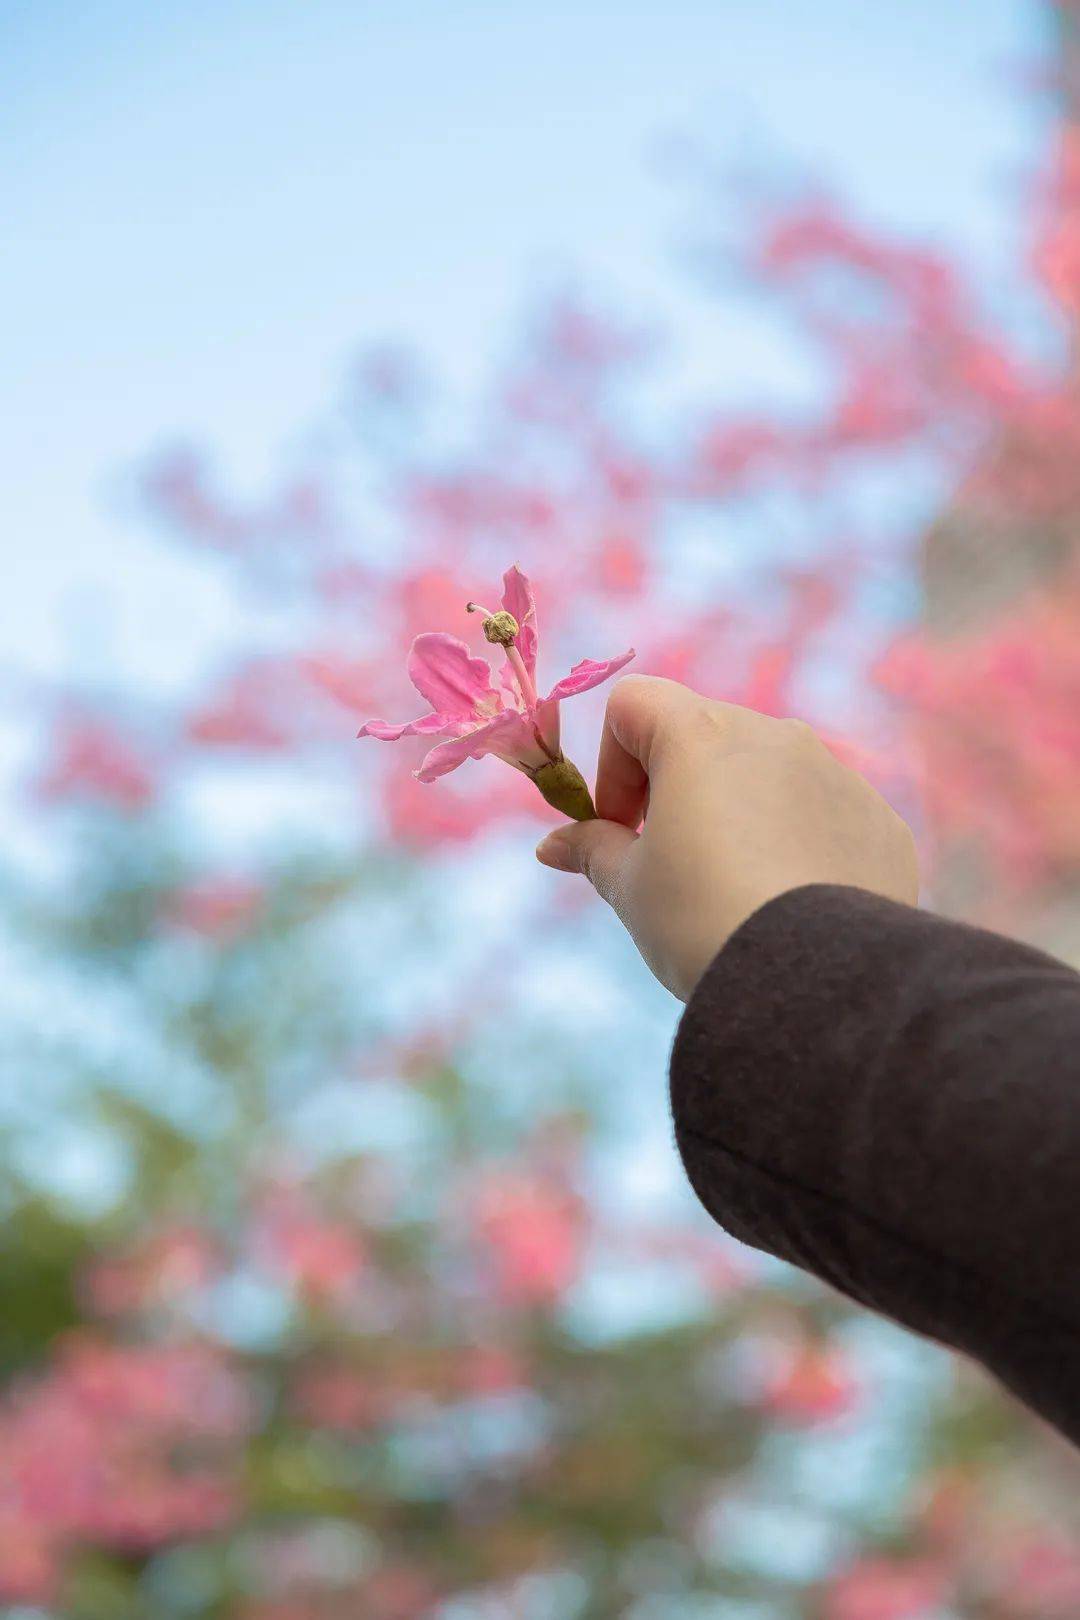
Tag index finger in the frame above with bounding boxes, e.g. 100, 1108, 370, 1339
594, 675, 698, 828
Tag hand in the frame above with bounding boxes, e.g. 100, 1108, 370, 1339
535, 675, 919, 1001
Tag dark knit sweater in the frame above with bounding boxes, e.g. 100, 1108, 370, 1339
669, 883, 1080, 1444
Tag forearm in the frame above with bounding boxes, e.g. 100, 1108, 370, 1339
669, 883, 1080, 1443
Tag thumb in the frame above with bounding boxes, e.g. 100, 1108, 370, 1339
535, 819, 637, 910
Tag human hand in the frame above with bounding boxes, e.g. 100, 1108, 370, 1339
535, 675, 919, 1000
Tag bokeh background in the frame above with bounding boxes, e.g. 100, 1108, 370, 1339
5, 1, 1080, 1615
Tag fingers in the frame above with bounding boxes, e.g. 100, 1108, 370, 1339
594, 709, 649, 828
605, 675, 696, 767
594, 675, 697, 827
535, 820, 638, 914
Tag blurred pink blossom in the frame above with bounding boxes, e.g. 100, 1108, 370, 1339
383, 762, 553, 847
996, 1535, 1080, 1617
469, 1168, 585, 1305
876, 576, 1080, 884
1033, 122, 1080, 314
186, 662, 299, 749
824, 1557, 948, 1620
759, 1343, 860, 1426
255, 1188, 368, 1304
290, 1361, 384, 1431
0, 1335, 250, 1601
162, 876, 264, 942
456, 1343, 527, 1396
82, 1225, 221, 1317
34, 712, 156, 811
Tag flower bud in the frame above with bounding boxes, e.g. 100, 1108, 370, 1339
532, 757, 597, 821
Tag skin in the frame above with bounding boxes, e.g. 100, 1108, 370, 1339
535, 675, 919, 1002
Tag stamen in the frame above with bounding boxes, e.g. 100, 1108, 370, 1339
466, 596, 534, 706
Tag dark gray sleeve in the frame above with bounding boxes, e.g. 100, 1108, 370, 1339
668, 883, 1080, 1445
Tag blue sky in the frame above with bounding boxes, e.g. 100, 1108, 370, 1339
2, 0, 1047, 698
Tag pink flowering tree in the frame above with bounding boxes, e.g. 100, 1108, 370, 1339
6, 4, 1080, 1614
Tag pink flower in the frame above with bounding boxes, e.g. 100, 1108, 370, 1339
82, 1225, 221, 1317
35, 713, 156, 811
0, 1511, 57, 1604
254, 1187, 368, 1304
996, 1536, 1080, 1616
0, 1333, 251, 1597
185, 665, 295, 749
358, 565, 633, 818
824, 1558, 947, 1620
290, 1361, 385, 1431
456, 1344, 526, 1395
760, 1343, 860, 1426
469, 1169, 585, 1305
384, 764, 549, 847
161, 876, 264, 942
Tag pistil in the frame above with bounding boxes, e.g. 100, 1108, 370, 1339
504, 643, 538, 708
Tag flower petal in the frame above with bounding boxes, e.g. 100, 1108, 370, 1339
358, 712, 455, 741
415, 711, 539, 782
532, 697, 560, 758
497, 661, 524, 706
408, 633, 500, 719
501, 565, 538, 677
543, 649, 635, 703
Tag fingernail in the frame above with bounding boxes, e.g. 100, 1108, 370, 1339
535, 834, 574, 872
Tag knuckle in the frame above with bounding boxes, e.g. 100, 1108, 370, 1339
686, 700, 730, 747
